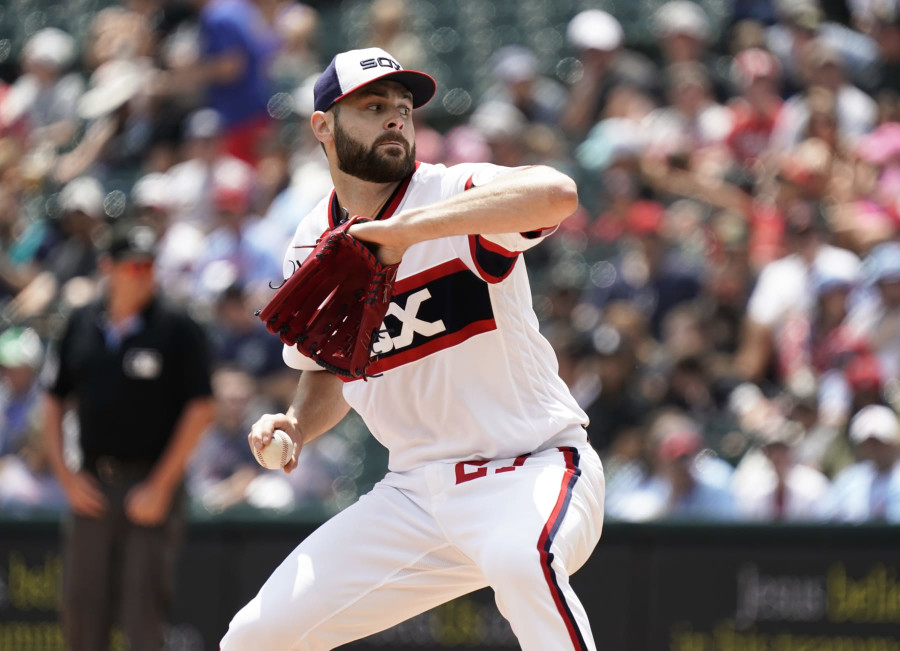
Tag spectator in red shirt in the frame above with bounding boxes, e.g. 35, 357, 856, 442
727, 48, 784, 168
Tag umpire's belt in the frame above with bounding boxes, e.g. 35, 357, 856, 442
91, 456, 154, 484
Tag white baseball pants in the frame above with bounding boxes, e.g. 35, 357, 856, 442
219, 439, 605, 651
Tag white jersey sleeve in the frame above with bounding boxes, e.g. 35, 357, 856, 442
441, 163, 559, 253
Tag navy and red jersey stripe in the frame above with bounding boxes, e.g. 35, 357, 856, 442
361, 259, 497, 377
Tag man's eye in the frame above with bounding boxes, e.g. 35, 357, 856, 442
400, 107, 411, 117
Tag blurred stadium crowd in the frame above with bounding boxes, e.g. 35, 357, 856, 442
1, 0, 900, 523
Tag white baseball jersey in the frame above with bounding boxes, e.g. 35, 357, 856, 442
282, 161, 589, 472
223, 161, 604, 651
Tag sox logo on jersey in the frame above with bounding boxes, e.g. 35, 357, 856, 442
372, 289, 446, 354
364, 260, 497, 376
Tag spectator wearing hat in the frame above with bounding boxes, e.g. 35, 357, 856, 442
54, 58, 156, 187
824, 404, 900, 522
466, 101, 532, 168
559, 9, 658, 140
0, 327, 65, 511
0, 328, 44, 459
844, 353, 887, 416
655, 427, 736, 521
774, 253, 861, 402
166, 108, 257, 228
43, 219, 214, 651
83, 6, 156, 71
0, 27, 84, 148
770, 38, 877, 152
481, 45, 568, 127
807, 351, 887, 479
266, 2, 322, 93
5, 176, 107, 322
130, 172, 206, 304
735, 199, 861, 384
844, 241, 900, 382
765, 0, 879, 97
194, 161, 280, 303
566, 81, 657, 219
652, 1, 735, 102
607, 422, 736, 522
732, 421, 831, 521
364, 0, 425, 75
732, 0, 778, 25
642, 61, 733, 160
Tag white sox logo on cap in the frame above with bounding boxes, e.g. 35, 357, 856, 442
360, 56, 401, 71
313, 47, 436, 113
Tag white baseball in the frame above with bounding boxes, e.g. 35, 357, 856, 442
255, 430, 293, 469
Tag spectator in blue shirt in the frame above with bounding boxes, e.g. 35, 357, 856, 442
825, 404, 900, 523
159, 0, 277, 165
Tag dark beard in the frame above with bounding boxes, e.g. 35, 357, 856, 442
334, 120, 416, 183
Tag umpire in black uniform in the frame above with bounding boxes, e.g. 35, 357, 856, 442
43, 220, 214, 651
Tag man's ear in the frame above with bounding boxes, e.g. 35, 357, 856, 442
310, 111, 334, 145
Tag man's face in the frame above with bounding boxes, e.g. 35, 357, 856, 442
331, 80, 416, 183
108, 256, 156, 299
663, 33, 704, 63
1, 365, 36, 396
858, 437, 898, 470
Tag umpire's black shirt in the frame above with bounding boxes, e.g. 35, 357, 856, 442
45, 296, 213, 469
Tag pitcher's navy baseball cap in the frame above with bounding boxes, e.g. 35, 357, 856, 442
313, 47, 436, 113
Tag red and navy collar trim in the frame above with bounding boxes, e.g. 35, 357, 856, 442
328, 162, 420, 228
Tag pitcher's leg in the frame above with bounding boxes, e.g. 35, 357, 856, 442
220, 480, 486, 651
488, 542, 596, 651
443, 445, 605, 651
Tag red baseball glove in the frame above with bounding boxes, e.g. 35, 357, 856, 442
257, 216, 399, 379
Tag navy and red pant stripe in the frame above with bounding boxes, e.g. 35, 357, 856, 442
537, 446, 589, 651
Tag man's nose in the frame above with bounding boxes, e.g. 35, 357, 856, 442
385, 112, 406, 130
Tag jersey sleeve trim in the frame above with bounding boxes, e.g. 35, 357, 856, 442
468, 234, 519, 284
521, 225, 559, 240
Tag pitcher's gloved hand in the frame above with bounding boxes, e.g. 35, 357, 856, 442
257, 216, 399, 379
